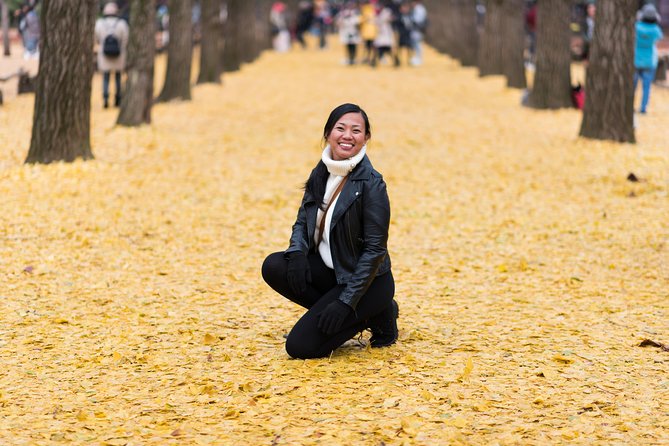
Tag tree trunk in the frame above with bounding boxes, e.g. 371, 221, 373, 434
223, 0, 242, 72
424, 0, 450, 55
457, 0, 479, 67
197, 0, 222, 84
478, 0, 504, 77
579, 1, 636, 143
25, 0, 97, 164
502, 0, 526, 89
239, 0, 258, 64
1, 0, 9, 57
527, 0, 572, 109
118, 0, 156, 126
157, 0, 193, 102
255, 0, 272, 53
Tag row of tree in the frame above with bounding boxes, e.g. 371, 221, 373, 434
24, 0, 275, 164
22, 0, 641, 164
423, 0, 638, 144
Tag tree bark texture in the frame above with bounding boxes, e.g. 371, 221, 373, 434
527, 0, 572, 109
1, 0, 9, 56
423, 0, 452, 55
456, 0, 480, 67
25, 0, 97, 164
223, 0, 242, 72
579, 1, 636, 143
255, 0, 272, 54
239, 0, 258, 64
478, 0, 504, 77
157, 0, 192, 102
118, 0, 156, 126
502, 0, 527, 89
198, 0, 223, 84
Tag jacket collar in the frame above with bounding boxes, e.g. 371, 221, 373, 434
348, 155, 374, 181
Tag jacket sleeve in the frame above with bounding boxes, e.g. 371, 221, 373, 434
339, 175, 390, 309
285, 191, 310, 257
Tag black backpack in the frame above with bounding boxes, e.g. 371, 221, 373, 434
103, 34, 121, 57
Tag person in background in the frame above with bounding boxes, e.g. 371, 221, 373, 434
262, 103, 398, 359
95, 2, 129, 108
525, 1, 537, 67
633, 4, 664, 114
359, 0, 378, 64
410, 0, 427, 66
584, 0, 596, 61
21, 4, 40, 60
314, 0, 332, 49
337, 2, 361, 65
372, 1, 395, 67
270, 2, 291, 53
295, 1, 314, 49
395, 2, 414, 66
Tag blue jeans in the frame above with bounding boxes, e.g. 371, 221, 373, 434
633, 67, 656, 113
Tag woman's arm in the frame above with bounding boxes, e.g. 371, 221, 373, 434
339, 176, 390, 309
286, 192, 311, 256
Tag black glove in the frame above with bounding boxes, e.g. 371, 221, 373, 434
317, 300, 352, 335
286, 251, 311, 295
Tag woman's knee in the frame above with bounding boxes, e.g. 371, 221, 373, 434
261, 251, 285, 285
285, 334, 327, 360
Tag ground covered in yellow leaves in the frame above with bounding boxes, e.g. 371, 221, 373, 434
1, 39, 668, 445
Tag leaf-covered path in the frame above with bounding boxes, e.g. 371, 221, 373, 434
1, 41, 668, 444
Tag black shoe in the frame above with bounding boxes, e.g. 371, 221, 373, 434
115, 95, 121, 107
103, 98, 109, 109
370, 300, 399, 348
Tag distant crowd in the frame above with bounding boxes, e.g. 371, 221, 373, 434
270, 0, 428, 67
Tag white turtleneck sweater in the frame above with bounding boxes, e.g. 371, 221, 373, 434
316, 144, 367, 268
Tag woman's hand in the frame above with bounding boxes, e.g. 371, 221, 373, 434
286, 252, 311, 295
317, 300, 352, 335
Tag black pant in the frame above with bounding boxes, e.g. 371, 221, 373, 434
102, 71, 121, 102
262, 251, 395, 359
346, 43, 357, 64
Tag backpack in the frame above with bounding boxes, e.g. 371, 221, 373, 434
103, 34, 121, 58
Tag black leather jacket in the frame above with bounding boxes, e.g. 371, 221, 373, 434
285, 155, 392, 309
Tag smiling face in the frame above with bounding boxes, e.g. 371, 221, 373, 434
326, 112, 370, 161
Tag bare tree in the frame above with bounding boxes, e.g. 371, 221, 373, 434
118, 0, 156, 126
579, 1, 636, 143
25, 0, 97, 164
456, 0, 479, 67
223, 0, 262, 72
1, 0, 9, 56
527, 0, 572, 109
478, 0, 504, 77
223, 0, 242, 72
502, 0, 526, 89
157, 0, 193, 102
198, 0, 223, 84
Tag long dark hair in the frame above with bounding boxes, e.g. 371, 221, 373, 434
305, 104, 371, 209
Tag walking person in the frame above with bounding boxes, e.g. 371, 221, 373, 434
337, 2, 361, 65
295, 1, 314, 49
360, 0, 378, 64
396, 2, 414, 66
20, 4, 40, 60
262, 103, 398, 360
371, 2, 395, 67
410, 0, 427, 66
633, 4, 664, 114
314, 0, 331, 49
95, 2, 129, 108
270, 2, 291, 53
